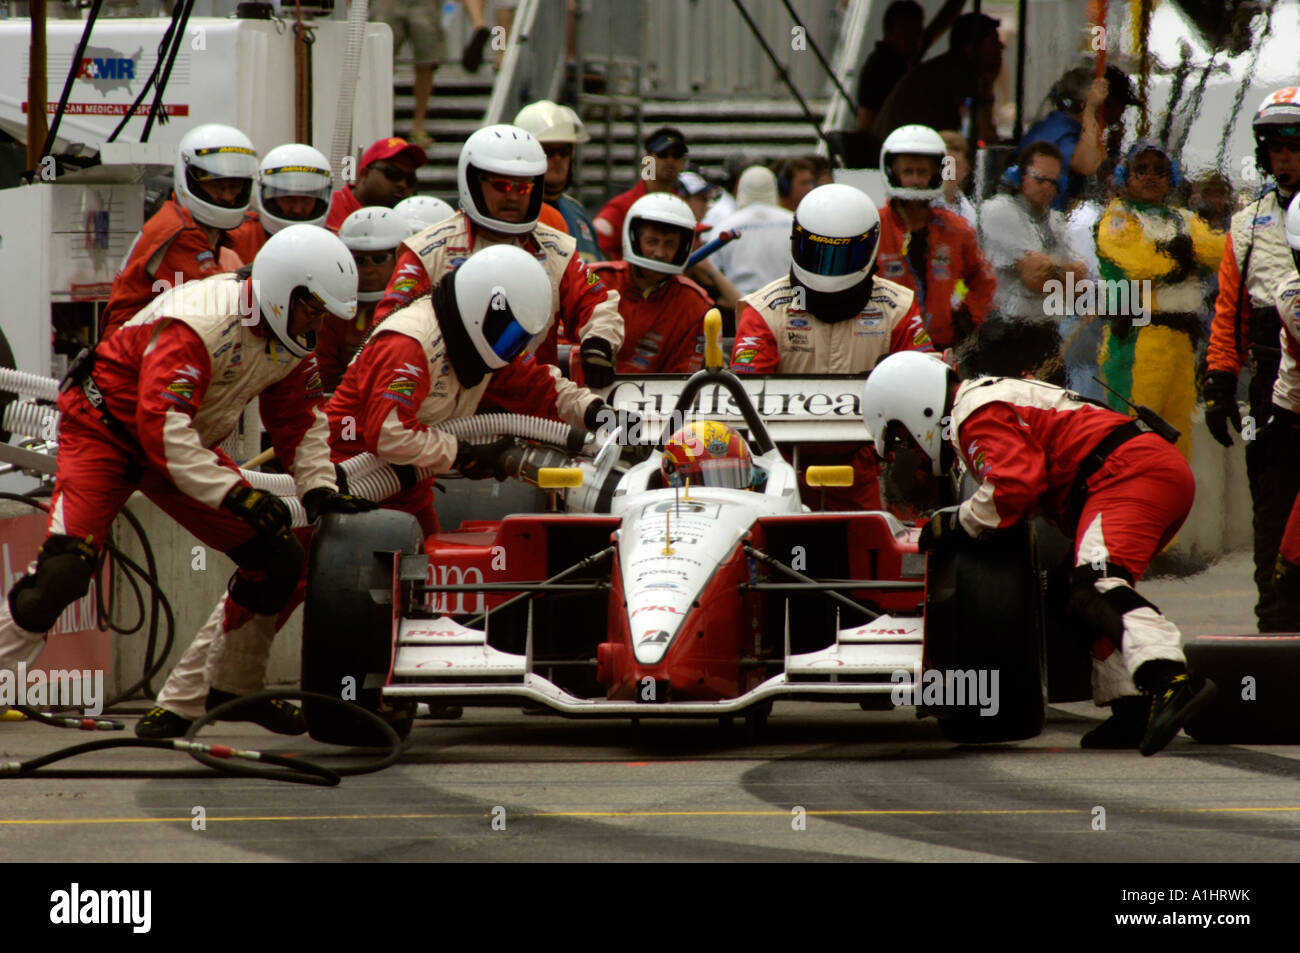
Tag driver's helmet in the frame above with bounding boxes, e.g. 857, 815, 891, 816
661, 420, 754, 490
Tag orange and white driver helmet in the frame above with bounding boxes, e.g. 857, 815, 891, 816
661, 420, 755, 490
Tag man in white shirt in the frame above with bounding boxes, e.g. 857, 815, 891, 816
711, 166, 795, 298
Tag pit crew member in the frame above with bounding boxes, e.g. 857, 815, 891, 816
225, 143, 334, 262
99, 124, 259, 338
729, 183, 932, 511
515, 99, 604, 262
573, 193, 711, 381
2, 227, 375, 714
326, 136, 428, 230
1204, 86, 1300, 632
373, 125, 625, 387
875, 124, 995, 350
861, 350, 1216, 755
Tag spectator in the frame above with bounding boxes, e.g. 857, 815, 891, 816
1018, 63, 1140, 212
701, 154, 751, 234
776, 157, 819, 212
1060, 160, 1113, 400
710, 166, 795, 298
805, 153, 835, 186
577, 193, 712, 380
371, 0, 443, 149
871, 12, 1003, 145
1095, 141, 1227, 461
855, 0, 966, 133
594, 126, 688, 260
933, 129, 977, 229
875, 125, 995, 351
1189, 170, 1234, 233
515, 99, 602, 261
326, 136, 427, 230
675, 170, 715, 224
978, 140, 1088, 383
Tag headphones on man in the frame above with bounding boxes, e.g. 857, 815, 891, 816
1113, 141, 1183, 188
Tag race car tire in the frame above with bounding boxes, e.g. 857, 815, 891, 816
1182, 634, 1300, 744
923, 522, 1048, 743
301, 510, 424, 746
1033, 519, 1093, 704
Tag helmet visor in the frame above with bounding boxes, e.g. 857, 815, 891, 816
664, 457, 754, 489
190, 145, 259, 179
482, 302, 532, 362
792, 220, 879, 278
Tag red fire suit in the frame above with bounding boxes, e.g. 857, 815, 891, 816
875, 202, 996, 349
730, 275, 931, 510
99, 199, 248, 339
372, 210, 623, 369
593, 180, 648, 260
326, 185, 365, 232
568, 261, 709, 383
949, 375, 1194, 702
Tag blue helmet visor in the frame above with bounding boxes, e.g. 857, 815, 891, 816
484, 304, 533, 362
791, 220, 879, 278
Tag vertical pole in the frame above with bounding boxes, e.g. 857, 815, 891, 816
28, 0, 49, 174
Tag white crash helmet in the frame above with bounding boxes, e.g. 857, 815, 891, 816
251, 225, 358, 358
174, 124, 259, 230
457, 124, 547, 235
861, 352, 954, 476
255, 144, 332, 235
1253, 87, 1300, 175
880, 124, 946, 201
338, 207, 411, 303
513, 100, 591, 145
393, 195, 456, 234
790, 184, 881, 294
622, 192, 696, 275
450, 245, 552, 369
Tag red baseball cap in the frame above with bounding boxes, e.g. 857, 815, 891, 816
359, 136, 428, 171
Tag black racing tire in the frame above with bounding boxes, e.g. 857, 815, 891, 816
1183, 634, 1300, 744
301, 510, 424, 746
923, 522, 1047, 743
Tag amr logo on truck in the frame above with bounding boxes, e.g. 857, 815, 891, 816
76, 46, 143, 93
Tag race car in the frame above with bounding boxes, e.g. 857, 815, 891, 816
299, 323, 1066, 747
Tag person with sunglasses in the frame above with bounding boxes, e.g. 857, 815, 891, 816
314, 207, 415, 392
1204, 86, 1300, 633
372, 124, 625, 389
99, 124, 260, 340
977, 140, 1089, 382
593, 126, 689, 262
1, 227, 378, 739
515, 99, 603, 263
325, 136, 428, 232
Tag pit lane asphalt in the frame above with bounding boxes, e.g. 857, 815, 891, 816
4, 552, 1298, 863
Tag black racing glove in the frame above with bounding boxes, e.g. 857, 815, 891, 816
302, 487, 380, 523
453, 437, 515, 481
1202, 370, 1241, 448
389, 463, 420, 489
917, 506, 972, 554
222, 485, 292, 538
579, 336, 617, 389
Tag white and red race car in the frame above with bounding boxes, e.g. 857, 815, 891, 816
300, 359, 1064, 747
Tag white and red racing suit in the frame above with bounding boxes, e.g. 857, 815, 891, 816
1269, 275, 1300, 566
730, 275, 932, 510
949, 376, 1195, 702
154, 296, 603, 719
371, 210, 624, 368
0, 274, 335, 677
